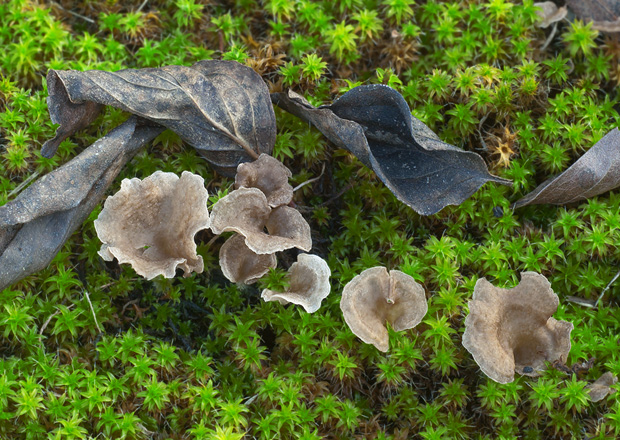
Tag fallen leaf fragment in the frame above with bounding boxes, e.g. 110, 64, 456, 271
462, 272, 573, 383
0, 117, 164, 291
587, 372, 618, 402
42, 60, 276, 176
566, 0, 620, 32
272, 85, 510, 215
94, 171, 210, 280
261, 253, 331, 313
514, 129, 620, 208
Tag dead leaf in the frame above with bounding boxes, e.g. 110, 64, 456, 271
0, 117, 164, 291
566, 0, 620, 32
513, 128, 620, 208
42, 60, 276, 176
272, 85, 510, 215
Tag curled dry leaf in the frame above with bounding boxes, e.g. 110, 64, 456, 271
272, 85, 510, 215
514, 129, 620, 208
0, 117, 164, 291
462, 272, 574, 384
209, 188, 312, 254
535, 2, 568, 28
94, 171, 210, 280
42, 60, 276, 176
566, 0, 620, 32
340, 266, 428, 352
261, 253, 331, 313
219, 233, 277, 284
235, 153, 293, 207
587, 372, 618, 402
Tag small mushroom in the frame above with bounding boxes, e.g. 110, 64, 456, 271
235, 153, 293, 207
210, 187, 311, 254
462, 272, 573, 384
261, 253, 331, 313
95, 171, 210, 279
534, 2, 567, 28
587, 372, 618, 402
340, 267, 428, 352
219, 233, 277, 284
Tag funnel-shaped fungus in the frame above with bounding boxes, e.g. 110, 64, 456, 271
587, 372, 617, 402
261, 253, 331, 312
210, 187, 311, 254
340, 267, 427, 352
462, 272, 573, 384
220, 233, 277, 284
95, 171, 210, 279
235, 154, 293, 207
534, 2, 567, 28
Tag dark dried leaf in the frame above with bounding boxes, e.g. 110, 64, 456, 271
272, 85, 510, 215
514, 128, 620, 208
42, 60, 275, 176
566, 0, 620, 32
0, 117, 164, 291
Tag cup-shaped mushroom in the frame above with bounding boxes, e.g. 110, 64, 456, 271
340, 267, 428, 352
587, 372, 617, 402
534, 2, 567, 28
261, 253, 331, 313
220, 233, 277, 284
462, 272, 573, 384
235, 153, 293, 208
210, 188, 311, 254
94, 171, 210, 279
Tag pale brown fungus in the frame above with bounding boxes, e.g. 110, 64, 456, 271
340, 267, 428, 352
235, 153, 293, 207
94, 171, 210, 279
587, 372, 617, 402
534, 2, 567, 28
462, 272, 573, 384
261, 253, 331, 313
219, 233, 277, 284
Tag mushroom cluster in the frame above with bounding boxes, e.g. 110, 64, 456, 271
95, 171, 210, 279
462, 272, 573, 384
340, 267, 428, 352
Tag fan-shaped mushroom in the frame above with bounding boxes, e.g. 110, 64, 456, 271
462, 272, 573, 384
261, 253, 331, 313
587, 372, 617, 402
235, 153, 293, 208
340, 267, 428, 352
94, 171, 210, 279
219, 233, 277, 284
210, 187, 311, 254
534, 2, 567, 28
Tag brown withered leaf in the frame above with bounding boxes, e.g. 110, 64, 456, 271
566, 0, 620, 32
272, 85, 510, 216
42, 60, 276, 176
514, 128, 620, 208
0, 117, 164, 291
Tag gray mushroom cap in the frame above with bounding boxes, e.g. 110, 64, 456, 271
534, 2, 567, 28
209, 187, 311, 254
340, 267, 428, 352
94, 171, 210, 279
219, 233, 277, 284
462, 272, 574, 384
235, 153, 293, 208
261, 253, 331, 313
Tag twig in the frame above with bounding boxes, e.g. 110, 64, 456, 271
296, 182, 354, 212
7, 171, 40, 199
595, 268, 620, 308
293, 163, 326, 192
84, 290, 102, 334
51, 2, 95, 23
137, 0, 149, 12
541, 22, 558, 52
39, 308, 62, 335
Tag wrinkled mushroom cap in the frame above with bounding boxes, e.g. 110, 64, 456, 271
235, 153, 293, 208
587, 372, 618, 402
534, 2, 567, 28
340, 267, 428, 352
210, 187, 311, 254
219, 233, 277, 284
261, 253, 331, 313
95, 171, 210, 279
462, 272, 573, 384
